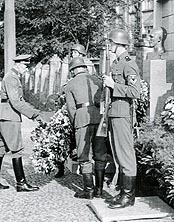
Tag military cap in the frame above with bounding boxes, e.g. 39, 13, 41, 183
13, 54, 32, 63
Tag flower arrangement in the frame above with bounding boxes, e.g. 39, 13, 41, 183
30, 93, 74, 174
135, 79, 150, 126
161, 96, 174, 132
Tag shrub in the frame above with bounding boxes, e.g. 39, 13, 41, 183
135, 118, 174, 207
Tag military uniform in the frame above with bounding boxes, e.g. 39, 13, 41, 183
0, 67, 39, 157
65, 71, 107, 174
65, 56, 108, 199
0, 54, 40, 192
108, 51, 141, 177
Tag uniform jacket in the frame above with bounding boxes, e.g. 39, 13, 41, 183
108, 51, 141, 118
0, 68, 39, 122
65, 71, 102, 129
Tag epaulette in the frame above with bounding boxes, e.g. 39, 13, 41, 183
125, 56, 131, 61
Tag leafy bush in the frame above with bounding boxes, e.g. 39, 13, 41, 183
135, 79, 150, 126
135, 117, 174, 207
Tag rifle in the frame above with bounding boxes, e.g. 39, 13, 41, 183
96, 35, 110, 137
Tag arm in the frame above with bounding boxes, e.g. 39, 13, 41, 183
104, 63, 141, 99
113, 64, 141, 99
65, 85, 76, 125
5, 75, 39, 119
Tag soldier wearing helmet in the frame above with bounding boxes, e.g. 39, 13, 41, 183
103, 29, 141, 208
65, 57, 107, 200
71, 43, 87, 58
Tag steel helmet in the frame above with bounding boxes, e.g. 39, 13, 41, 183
71, 43, 87, 56
69, 57, 87, 71
108, 29, 129, 45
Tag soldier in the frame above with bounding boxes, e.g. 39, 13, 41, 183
54, 43, 88, 178
0, 54, 43, 192
71, 43, 87, 58
103, 29, 141, 208
65, 57, 107, 199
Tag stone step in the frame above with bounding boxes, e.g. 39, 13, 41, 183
89, 196, 174, 222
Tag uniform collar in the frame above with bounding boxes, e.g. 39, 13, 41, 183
117, 51, 129, 61
74, 71, 87, 76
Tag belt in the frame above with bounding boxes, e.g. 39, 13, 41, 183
76, 102, 94, 109
1, 99, 9, 103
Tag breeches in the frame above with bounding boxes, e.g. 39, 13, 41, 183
75, 124, 107, 174
0, 121, 23, 158
109, 117, 137, 176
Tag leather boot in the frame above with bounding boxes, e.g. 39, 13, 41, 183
55, 162, 65, 178
108, 175, 136, 209
105, 171, 123, 204
0, 156, 9, 189
12, 157, 39, 192
74, 173, 94, 199
94, 169, 105, 198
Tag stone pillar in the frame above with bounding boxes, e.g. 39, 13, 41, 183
49, 55, 61, 95
34, 63, 42, 94
39, 64, 49, 103
40, 64, 49, 93
4, 0, 16, 73
61, 55, 69, 87
29, 67, 35, 91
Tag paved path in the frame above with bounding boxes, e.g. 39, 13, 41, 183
0, 115, 173, 222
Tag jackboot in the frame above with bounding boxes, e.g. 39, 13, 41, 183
55, 162, 65, 178
94, 169, 105, 198
12, 157, 39, 192
105, 171, 123, 204
108, 175, 136, 209
74, 173, 94, 199
0, 156, 9, 189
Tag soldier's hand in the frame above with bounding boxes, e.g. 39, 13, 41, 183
103, 75, 114, 89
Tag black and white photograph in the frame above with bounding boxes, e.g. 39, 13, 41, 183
0, 0, 174, 221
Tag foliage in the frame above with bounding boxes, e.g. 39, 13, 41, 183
135, 116, 174, 207
0, 0, 143, 64
30, 92, 75, 174
0, 0, 126, 64
161, 96, 174, 132
135, 79, 150, 126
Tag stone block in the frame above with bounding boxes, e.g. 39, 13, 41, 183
143, 60, 173, 120
89, 196, 174, 222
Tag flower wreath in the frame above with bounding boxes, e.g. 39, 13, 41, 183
30, 93, 75, 174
